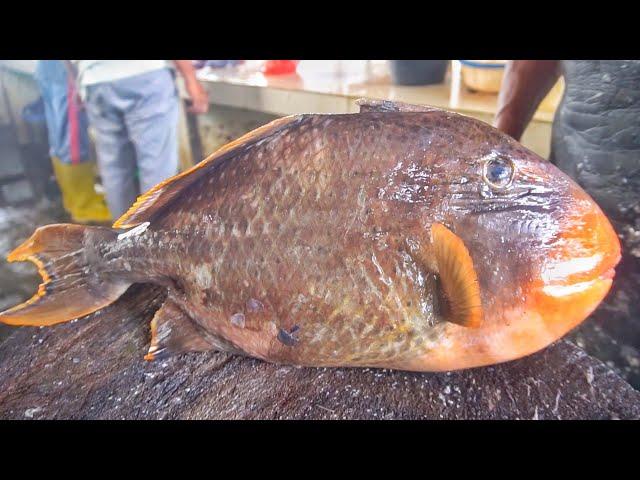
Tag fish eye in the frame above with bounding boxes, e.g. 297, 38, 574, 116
483, 156, 514, 189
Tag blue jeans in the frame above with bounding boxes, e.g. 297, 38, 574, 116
84, 68, 179, 218
34, 60, 92, 164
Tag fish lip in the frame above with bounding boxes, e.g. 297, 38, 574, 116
587, 247, 621, 284
594, 241, 621, 282
597, 249, 620, 281
540, 249, 621, 289
600, 267, 616, 281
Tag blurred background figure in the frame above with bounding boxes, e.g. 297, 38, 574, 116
33, 60, 111, 224
495, 60, 640, 385
71, 60, 209, 218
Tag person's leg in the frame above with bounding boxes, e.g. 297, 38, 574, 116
50, 156, 111, 223
35, 62, 112, 223
119, 69, 180, 194
84, 83, 139, 218
68, 105, 112, 223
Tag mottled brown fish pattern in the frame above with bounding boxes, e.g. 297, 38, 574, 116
0, 100, 621, 371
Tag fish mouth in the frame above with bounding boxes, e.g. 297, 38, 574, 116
600, 267, 616, 280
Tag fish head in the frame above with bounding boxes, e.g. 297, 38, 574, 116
410, 133, 621, 371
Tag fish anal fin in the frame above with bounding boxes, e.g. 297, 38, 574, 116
430, 223, 483, 328
113, 115, 305, 230
356, 98, 440, 113
145, 299, 220, 361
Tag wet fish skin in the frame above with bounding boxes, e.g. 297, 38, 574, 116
103, 110, 619, 370
0, 107, 621, 371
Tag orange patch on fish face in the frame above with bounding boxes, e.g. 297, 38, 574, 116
399, 184, 621, 372
527, 185, 620, 338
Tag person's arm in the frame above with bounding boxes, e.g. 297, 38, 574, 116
494, 60, 561, 141
173, 60, 209, 114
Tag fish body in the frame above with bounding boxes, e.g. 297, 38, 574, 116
0, 100, 621, 371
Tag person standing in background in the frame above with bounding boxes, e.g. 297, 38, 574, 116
33, 60, 112, 224
494, 60, 640, 386
72, 60, 209, 218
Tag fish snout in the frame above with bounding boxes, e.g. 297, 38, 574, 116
531, 184, 621, 337
545, 185, 621, 286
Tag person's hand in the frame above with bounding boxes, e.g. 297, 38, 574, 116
185, 79, 209, 114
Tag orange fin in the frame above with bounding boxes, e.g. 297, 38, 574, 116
0, 224, 129, 327
113, 114, 307, 230
431, 223, 483, 328
144, 299, 238, 361
357, 98, 441, 113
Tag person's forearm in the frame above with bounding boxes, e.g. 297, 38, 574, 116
172, 60, 209, 114
173, 60, 199, 85
494, 60, 561, 141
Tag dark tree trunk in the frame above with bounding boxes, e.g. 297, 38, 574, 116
0, 284, 639, 420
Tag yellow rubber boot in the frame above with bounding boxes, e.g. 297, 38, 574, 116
51, 157, 112, 224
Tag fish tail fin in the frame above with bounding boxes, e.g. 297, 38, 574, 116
0, 224, 130, 327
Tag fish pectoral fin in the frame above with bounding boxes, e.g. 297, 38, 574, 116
429, 223, 483, 328
356, 98, 440, 113
144, 298, 215, 361
406, 224, 483, 328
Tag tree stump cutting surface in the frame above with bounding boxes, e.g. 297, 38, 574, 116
0, 285, 639, 420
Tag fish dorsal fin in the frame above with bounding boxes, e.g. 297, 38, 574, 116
113, 115, 305, 229
431, 223, 483, 328
356, 98, 440, 114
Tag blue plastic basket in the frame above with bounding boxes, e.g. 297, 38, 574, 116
459, 60, 505, 69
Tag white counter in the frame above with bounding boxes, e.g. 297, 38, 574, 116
192, 60, 558, 157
